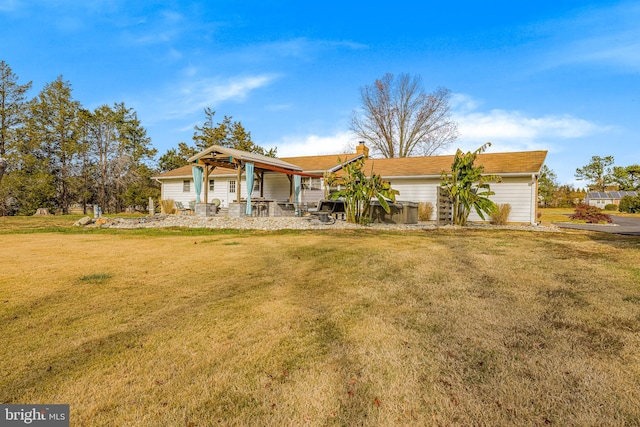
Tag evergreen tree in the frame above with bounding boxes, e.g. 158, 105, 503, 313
192, 108, 277, 157
612, 165, 640, 191
28, 76, 81, 214
158, 142, 198, 172
538, 165, 558, 207
575, 156, 614, 192
0, 60, 32, 185
3, 114, 57, 215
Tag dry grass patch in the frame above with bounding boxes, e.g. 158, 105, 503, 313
1, 225, 640, 425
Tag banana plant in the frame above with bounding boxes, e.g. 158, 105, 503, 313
440, 143, 501, 226
327, 157, 397, 225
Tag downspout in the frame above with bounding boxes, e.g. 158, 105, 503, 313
531, 173, 538, 225
236, 164, 242, 203
154, 177, 163, 201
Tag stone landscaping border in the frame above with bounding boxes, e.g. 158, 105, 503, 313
74, 214, 560, 232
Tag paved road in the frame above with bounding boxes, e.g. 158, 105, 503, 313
554, 215, 640, 236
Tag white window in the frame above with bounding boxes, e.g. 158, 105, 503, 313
209, 180, 215, 191
183, 180, 190, 192
229, 180, 236, 193
253, 178, 261, 193
302, 177, 321, 191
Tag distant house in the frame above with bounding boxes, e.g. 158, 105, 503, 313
153, 143, 547, 224
585, 191, 639, 208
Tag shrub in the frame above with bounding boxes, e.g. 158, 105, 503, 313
418, 202, 434, 221
604, 203, 618, 211
160, 199, 175, 214
490, 203, 511, 225
619, 195, 640, 213
569, 203, 613, 224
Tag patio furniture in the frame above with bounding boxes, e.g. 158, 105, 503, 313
175, 201, 192, 215
211, 198, 221, 214
315, 199, 345, 220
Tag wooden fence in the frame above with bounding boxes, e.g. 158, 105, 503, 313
437, 187, 452, 225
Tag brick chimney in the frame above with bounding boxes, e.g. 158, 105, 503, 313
356, 141, 369, 158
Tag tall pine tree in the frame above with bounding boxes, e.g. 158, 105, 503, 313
0, 60, 32, 185
28, 76, 80, 214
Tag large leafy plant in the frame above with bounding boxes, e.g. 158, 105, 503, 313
327, 157, 397, 225
440, 143, 501, 226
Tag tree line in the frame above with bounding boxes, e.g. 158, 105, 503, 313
0, 60, 276, 216
0, 60, 157, 215
538, 156, 640, 208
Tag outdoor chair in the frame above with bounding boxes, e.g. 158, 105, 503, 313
211, 198, 221, 214
174, 201, 187, 215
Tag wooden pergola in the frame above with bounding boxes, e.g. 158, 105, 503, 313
187, 145, 322, 203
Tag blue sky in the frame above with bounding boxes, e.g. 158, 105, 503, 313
1, 0, 638, 186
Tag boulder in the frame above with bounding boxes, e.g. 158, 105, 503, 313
74, 216, 92, 226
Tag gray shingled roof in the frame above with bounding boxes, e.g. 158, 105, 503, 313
586, 191, 638, 199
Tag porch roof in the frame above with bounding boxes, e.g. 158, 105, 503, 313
187, 145, 303, 173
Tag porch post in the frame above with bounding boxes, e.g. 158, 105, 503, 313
204, 165, 210, 204
236, 165, 242, 203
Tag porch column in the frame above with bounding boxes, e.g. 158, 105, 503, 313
204, 165, 210, 204
236, 165, 242, 202
260, 171, 264, 198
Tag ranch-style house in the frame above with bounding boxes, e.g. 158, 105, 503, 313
153, 143, 547, 224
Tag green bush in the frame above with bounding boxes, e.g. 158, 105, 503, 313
604, 204, 618, 211
490, 203, 511, 225
570, 203, 612, 224
619, 195, 640, 213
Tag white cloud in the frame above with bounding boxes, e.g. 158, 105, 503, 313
161, 74, 278, 120
274, 131, 357, 157
567, 34, 640, 71
450, 96, 606, 154
450, 93, 482, 113
270, 97, 607, 160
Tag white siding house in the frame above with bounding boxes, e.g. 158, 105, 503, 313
153, 144, 547, 224
585, 191, 638, 208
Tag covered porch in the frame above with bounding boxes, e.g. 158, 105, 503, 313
187, 145, 323, 217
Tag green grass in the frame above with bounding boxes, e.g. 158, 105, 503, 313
79, 273, 113, 284
1, 216, 640, 425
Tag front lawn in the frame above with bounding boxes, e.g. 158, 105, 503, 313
1, 222, 639, 425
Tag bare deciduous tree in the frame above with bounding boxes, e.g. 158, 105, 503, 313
351, 73, 458, 158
